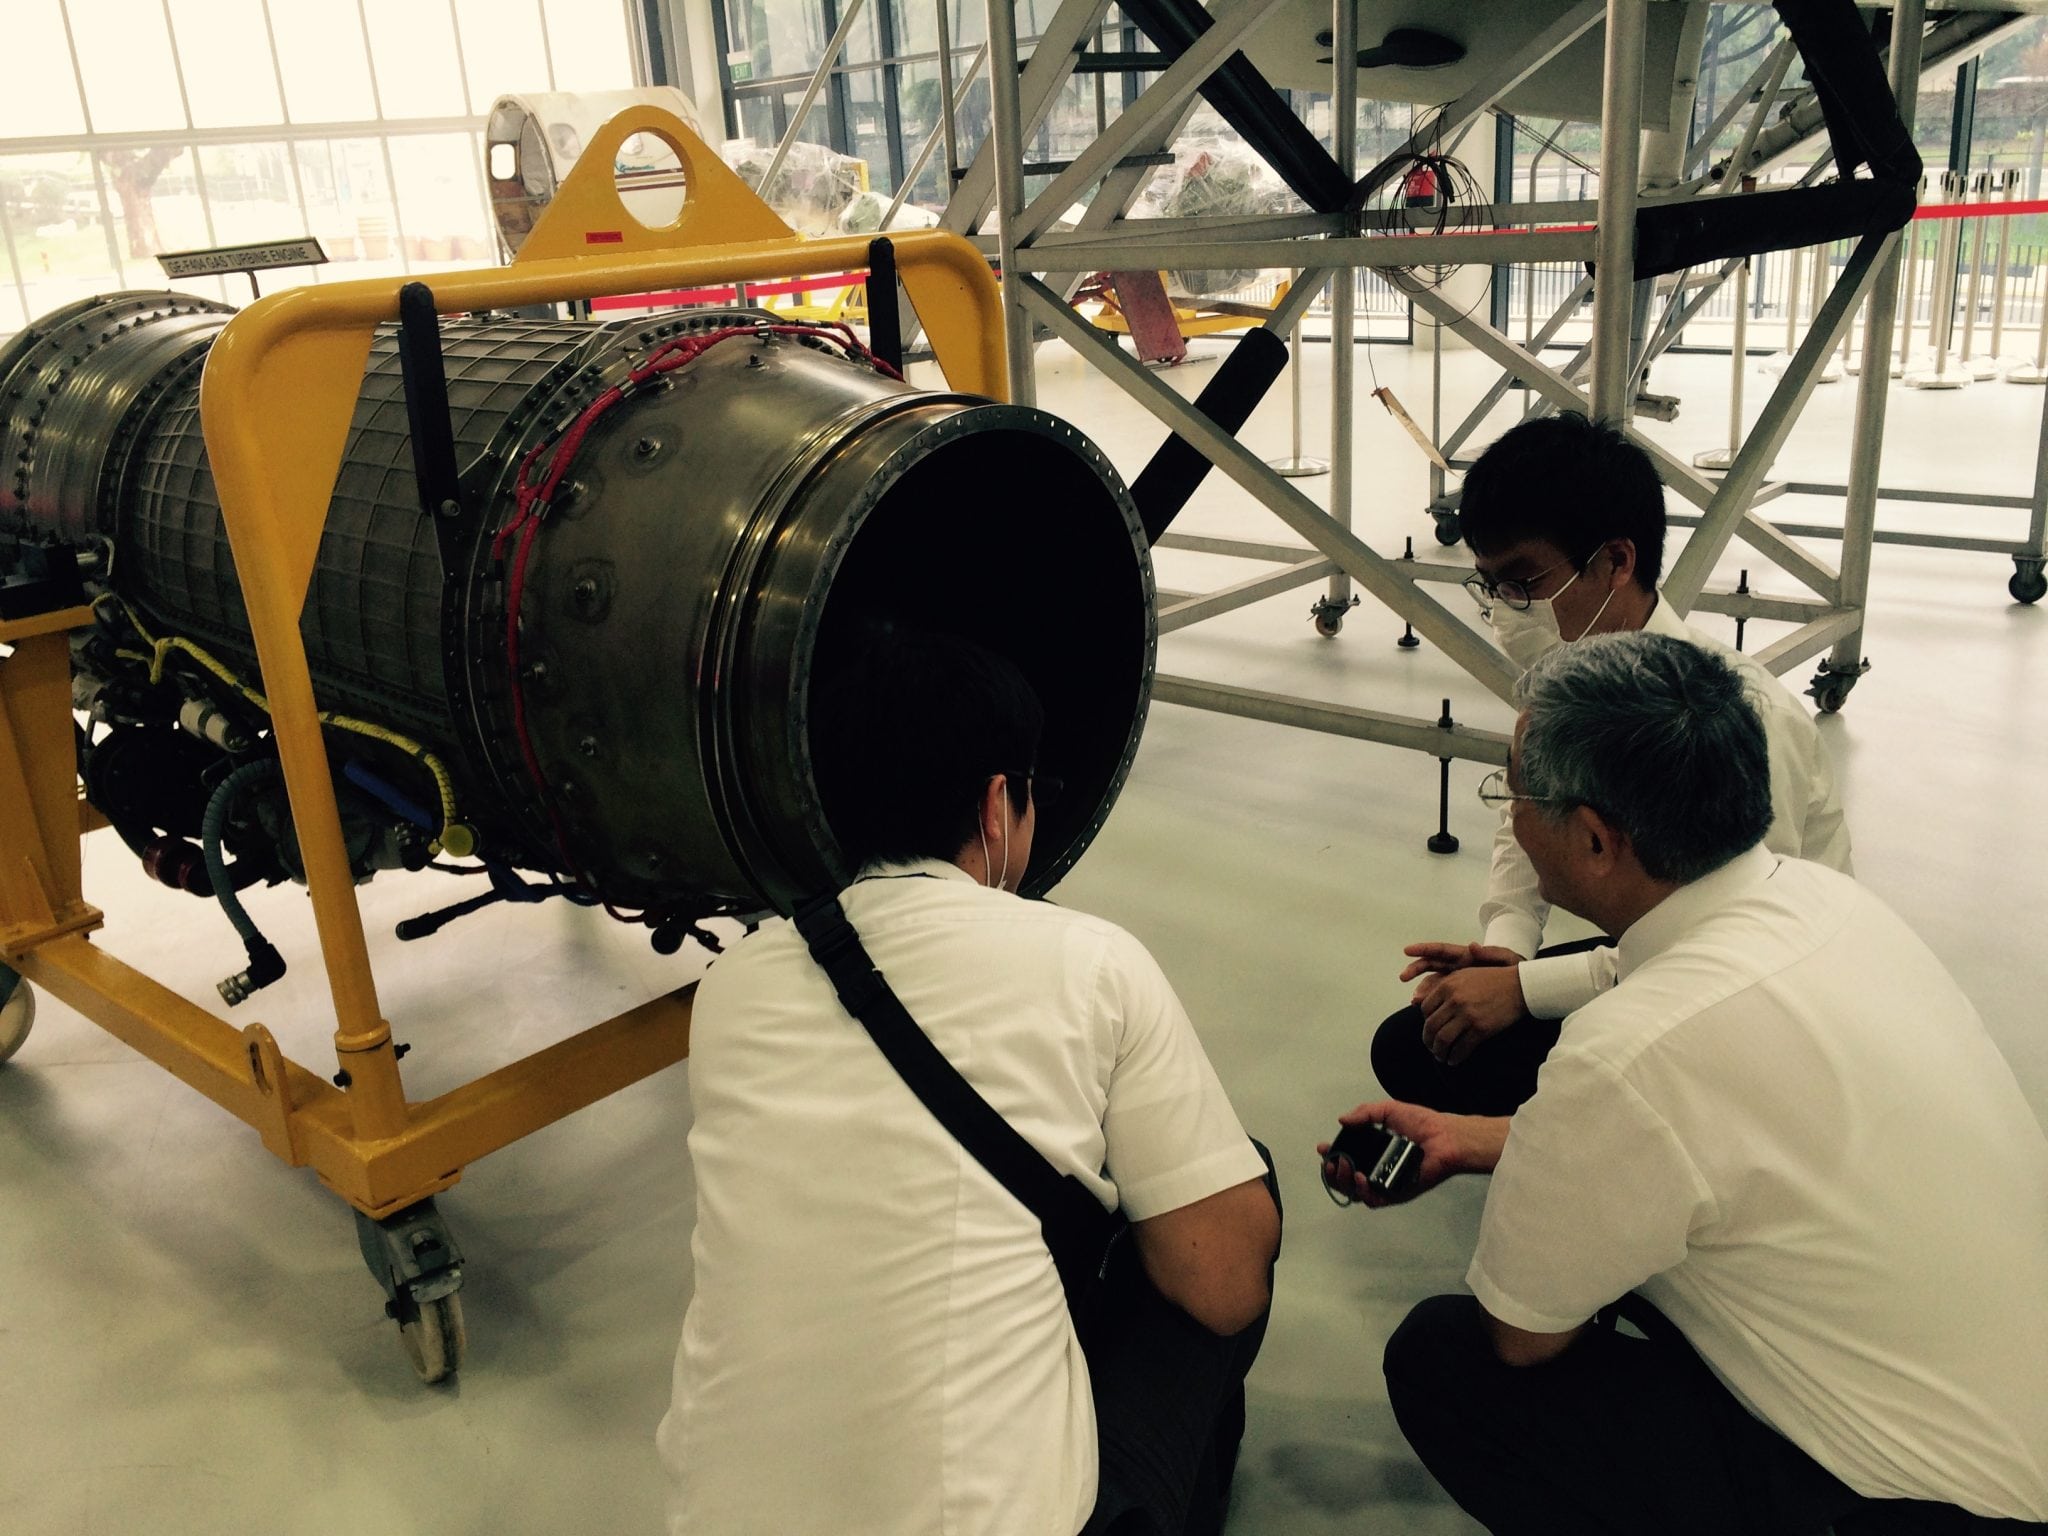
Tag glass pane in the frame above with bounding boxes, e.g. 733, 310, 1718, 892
0, 271, 28, 341
455, 0, 552, 113
952, 73, 991, 171
168, 0, 284, 128
117, 147, 234, 302
0, 0, 87, 139
3, 152, 124, 318
894, 59, 950, 213
838, 0, 888, 69
844, 67, 892, 192
295, 138, 405, 280
68, 0, 188, 132
945, 0, 986, 52
362, 0, 467, 119
196, 142, 303, 247
269, 0, 378, 122
388, 132, 493, 269
542, 0, 636, 94
732, 94, 781, 145
723, 0, 832, 85
892, 0, 936, 58
105, 145, 207, 257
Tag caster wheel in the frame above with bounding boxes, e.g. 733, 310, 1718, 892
399, 1291, 467, 1384
1810, 676, 1855, 714
1313, 611, 1344, 638
0, 973, 33, 1065
2011, 567, 2047, 605
1432, 511, 1462, 547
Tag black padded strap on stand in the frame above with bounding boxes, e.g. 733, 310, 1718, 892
793, 892, 1121, 1307
1631, 0, 1921, 280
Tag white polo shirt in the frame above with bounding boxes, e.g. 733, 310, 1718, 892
1485, 593, 1854, 1019
1471, 848, 2048, 1520
658, 860, 1265, 1536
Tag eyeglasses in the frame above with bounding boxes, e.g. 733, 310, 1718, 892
999, 771, 1064, 808
1462, 555, 1580, 615
1477, 765, 1592, 816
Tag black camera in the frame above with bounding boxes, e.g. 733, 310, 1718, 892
1321, 1121, 1422, 1203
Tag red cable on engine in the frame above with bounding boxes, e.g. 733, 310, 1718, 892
494, 322, 903, 920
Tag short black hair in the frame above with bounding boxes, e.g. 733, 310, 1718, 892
1460, 413, 1665, 590
810, 628, 1044, 870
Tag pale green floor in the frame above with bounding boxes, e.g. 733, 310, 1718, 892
2, 340, 2043, 1535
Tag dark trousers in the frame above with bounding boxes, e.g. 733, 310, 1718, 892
1081, 1142, 1280, 1536
1384, 1293, 2043, 1536
1369, 938, 1611, 1115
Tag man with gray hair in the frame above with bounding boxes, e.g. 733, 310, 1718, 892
1326, 632, 2048, 1533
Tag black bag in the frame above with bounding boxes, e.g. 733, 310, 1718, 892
792, 892, 1126, 1322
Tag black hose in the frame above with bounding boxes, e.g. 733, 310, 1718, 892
201, 757, 286, 1005
202, 758, 281, 943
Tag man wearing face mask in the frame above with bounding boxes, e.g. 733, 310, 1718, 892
660, 629, 1280, 1536
1371, 412, 1851, 1116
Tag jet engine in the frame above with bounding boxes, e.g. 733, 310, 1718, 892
0, 291, 1153, 997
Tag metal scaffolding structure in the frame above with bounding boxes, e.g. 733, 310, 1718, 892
877, 0, 2041, 770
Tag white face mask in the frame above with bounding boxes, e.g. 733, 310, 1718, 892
1484, 562, 1617, 672
1487, 598, 1567, 670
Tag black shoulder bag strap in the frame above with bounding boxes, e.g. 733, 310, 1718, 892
792, 892, 1122, 1312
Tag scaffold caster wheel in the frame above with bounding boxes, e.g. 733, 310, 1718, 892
356, 1197, 467, 1384
1809, 672, 1857, 715
2011, 560, 2047, 605
0, 969, 33, 1064
1310, 595, 1358, 638
397, 1291, 467, 1385
1432, 510, 1463, 547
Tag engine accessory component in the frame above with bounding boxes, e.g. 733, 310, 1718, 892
179, 697, 251, 753
203, 757, 287, 1005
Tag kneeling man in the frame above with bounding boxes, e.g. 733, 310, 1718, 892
663, 631, 1280, 1536
1330, 632, 2048, 1533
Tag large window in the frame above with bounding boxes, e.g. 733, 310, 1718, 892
0, 0, 642, 339
714, 0, 1139, 213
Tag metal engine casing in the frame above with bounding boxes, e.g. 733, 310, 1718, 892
0, 292, 1156, 915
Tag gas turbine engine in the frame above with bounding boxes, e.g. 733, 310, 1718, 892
0, 292, 1154, 1000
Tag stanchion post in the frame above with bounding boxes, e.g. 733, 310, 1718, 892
1268, 270, 1329, 478
1897, 183, 1923, 376
1694, 255, 1749, 471
1960, 171, 1996, 380
1908, 170, 1970, 389
1990, 168, 2019, 369
1776, 243, 1804, 369
2008, 276, 2048, 383
1809, 239, 1841, 381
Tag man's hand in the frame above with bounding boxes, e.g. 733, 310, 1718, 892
1413, 964, 1526, 1065
1316, 1100, 1509, 1209
1398, 941, 1522, 984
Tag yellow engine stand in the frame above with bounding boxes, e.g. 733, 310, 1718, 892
0, 110, 1004, 1361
